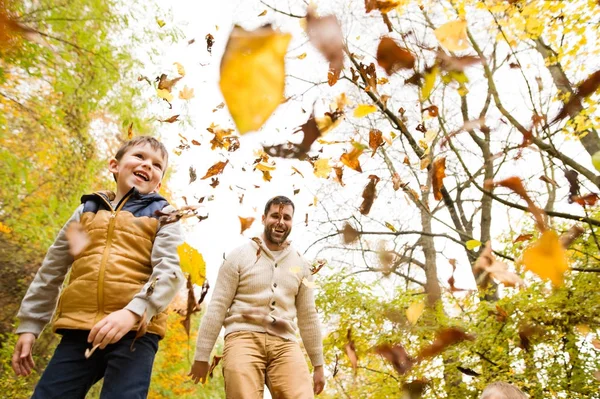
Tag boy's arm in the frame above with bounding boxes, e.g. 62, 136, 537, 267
16, 205, 83, 337
125, 220, 185, 321
295, 266, 324, 368
194, 253, 239, 362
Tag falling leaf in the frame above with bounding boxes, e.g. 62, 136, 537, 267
434, 20, 470, 51
156, 18, 166, 28
265, 111, 324, 159
376, 37, 415, 75
334, 166, 345, 186
565, 169, 580, 202
436, 50, 481, 72
313, 158, 332, 178
341, 223, 360, 244
65, 222, 90, 257
359, 175, 380, 215
514, 234, 533, 243
465, 239, 481, 250
392, 173, 406, 191
311, 259, 327, 275
239, 217, 255, 234
431, 157, 446, 201
572, 193, 599, 207
385, 222, 397, 232
177, 242, 206, 286
158, 74, 183, 92
406, 301, 425, 325
126, 122, 134, 139
255, 162, 276, 172
457, 367, 480, 377
173, 62, 185, 76
341, 147, 364, 173
551, 70, 600, 124
209, 178, 219, 188
421, 66, 438, 101
159, 114, 180, 123
522, 230, 569, 287
296, 52, 307, 59
205, 33, 214, 54
344, 328, 358, 373
157, 89, 173, 103
219, 25, 291, 133
180, 276, 199, 337
354, 104, 377, 118
179, 86, 195, 100
539, 175, 558, 187
474, 241, 524, 287
189, 166, 197, 184
306, 9, 344, 84
518, 323, 544, 351
261, 170, 272, 182
375, 344, 415, 375
156, 205, 201, 226
365, 0, 402, 13
258, 9, 267, 16
416, 327, 474, 361
201, 160, 229, 180
369, 129, 384, 156
559, 225, 584, 248
188, 38, 195, 45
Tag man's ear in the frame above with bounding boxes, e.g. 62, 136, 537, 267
262, 214, 266, 225
108, 158, 119, 175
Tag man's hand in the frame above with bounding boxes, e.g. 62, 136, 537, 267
88, 309, 140, 349
12, 333, 36, 377
188, 360, 210, 384
313, 365, 325, 395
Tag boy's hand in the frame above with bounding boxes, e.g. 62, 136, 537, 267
12, 333, 36, 376
88, 309, 140, 349
188, 360, 210, 384
313, 365, 325, 395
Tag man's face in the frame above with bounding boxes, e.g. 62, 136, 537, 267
109, 143, 166, 196
262, 203, 294, 246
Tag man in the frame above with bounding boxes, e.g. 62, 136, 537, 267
189, 196, 325, 398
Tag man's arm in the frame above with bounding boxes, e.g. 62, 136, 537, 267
296, 268, 324, 367
90, 220, 185, 348
194, 253, 240, 362
16, 205, 82, 336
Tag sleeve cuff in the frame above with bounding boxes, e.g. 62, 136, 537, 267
126, 298, 158, 321
15, 320, 45, 337
309, 353, 324, 367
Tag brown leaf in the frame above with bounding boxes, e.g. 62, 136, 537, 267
518, 323, 544, 352
205, 33, 214, 54
258, 10, 267, 17
341, 222, 360, 244
311, 259, 327, 275
155, 205, 201, 226
341, 147, 363, 172
375, 344, 415, 375
436, 50, 482, 72
159, 114, 180, 123
376, 37, 415, 75
422, 105, 439, 117
209, 177, 219, 188
197, 279, 210, 306
474, 241, 524, 287
539, 175, 558, 187
127, 122, 134, 139
157, 74, 182, 92
264, 111, 327, 159
306, 9, 344, 84
369, 129, 384, 156
359, 175, 380, 215
65, 222, 90, 257
189, 166, 197, 184
565, 169, 580, 202
513, 234, 533, 243
416, 327, 474, 361
180, 275, 199, 337
201, 160, 229, 180
485, 177, 546, 232
572, 193, 599, 207
344, 328, 358, 374
334, 166, 345, 186
431, 157, 446, 201
552, 70, 600, 124
365, 0, 400, 13
402, 379, 428, 399
559, 225, 584, 248
456, 366, 480, 377
239, 216, 255, 234
188, 38, 195, 45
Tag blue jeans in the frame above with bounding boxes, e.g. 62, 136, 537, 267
32, 329, 159, 399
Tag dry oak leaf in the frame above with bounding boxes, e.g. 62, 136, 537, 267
341, 147, 364, 173
431, 157, 446, 201
369, 129, 384, 156
359, 175, 381, 215
157, 73, 182, 92
159, 114, 179, 123
376, 37, 415, 75
374, 343, 415, 375
219, 25, 291, 134
65, 222, 90, 257
306, 9, 344, 85
365, 0, 402, 13
239, 217, 255, 234
416, 327, 474, 361
201, 160, 229, 180
341, 222, 360, 244
434, 20, 470, 52
522, 230, 569, 287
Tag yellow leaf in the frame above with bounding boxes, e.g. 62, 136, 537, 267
173, 62, 185, 76
297, 52, 307, 59
385, 222, 397, 232
522, 230, 569, 287
466, 239, 482, 250
157, 89, 173, 103
341, 147, 363, 172
434, 20, 470, 52
156, 18, 166, 28
313, 158, 331, 178
219, 25, 292, 134
406, 301, 425, 325
255, 161, 276, 172
422, 66, 438, 101
315, 113, 343, 134
178, 86, 195, 100
0, 222, 11, 234
353, 104, 377, 118
177, 242, 206, 286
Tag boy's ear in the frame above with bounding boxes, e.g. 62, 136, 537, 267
152, 181, 162, 193
108, 158, 119, 175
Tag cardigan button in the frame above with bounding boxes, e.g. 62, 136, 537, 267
275, 263, 278, 268
272, 301, 276, 306
273, 283, 277, 288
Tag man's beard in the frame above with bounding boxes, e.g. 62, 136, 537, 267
264, 223, 291, 246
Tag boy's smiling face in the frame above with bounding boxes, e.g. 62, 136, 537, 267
109, 142, 166, 198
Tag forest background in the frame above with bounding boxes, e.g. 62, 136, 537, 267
1, 0, 600, 398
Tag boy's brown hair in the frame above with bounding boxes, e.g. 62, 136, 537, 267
480, 382, 527, 399
112, 136, 169, 181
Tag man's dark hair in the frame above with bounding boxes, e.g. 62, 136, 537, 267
264, 196, 295, 216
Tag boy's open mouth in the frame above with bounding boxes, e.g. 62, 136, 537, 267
134, 171, 149, 181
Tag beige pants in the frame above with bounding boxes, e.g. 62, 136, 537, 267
222, 331, 314, 399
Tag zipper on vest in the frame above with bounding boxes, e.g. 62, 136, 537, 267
94, 191, 133, 323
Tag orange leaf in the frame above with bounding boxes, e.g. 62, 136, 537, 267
375, 344, 415, 375
416, 327, 474, 361
201, 160, 229, 180
369, 129, 384, 156
341, 147, 363, 172
239, 217, 255, 234
522, 230, 569, 287
159, 114, 180, 123
513, 234, 533, 243
376, 37, 415, 75
431, 157, 446, 201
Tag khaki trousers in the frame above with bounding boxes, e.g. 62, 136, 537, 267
222, 331, 314, 399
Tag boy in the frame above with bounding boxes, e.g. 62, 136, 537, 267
12, 136, 184, 399
480, 382, 528, 399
